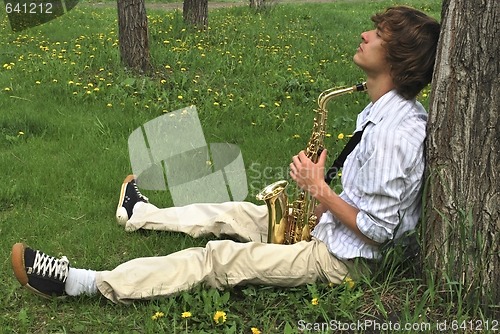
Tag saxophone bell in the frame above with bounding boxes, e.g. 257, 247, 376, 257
256, 180, 289, 244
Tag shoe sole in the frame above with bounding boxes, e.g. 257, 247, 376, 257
11, 243, 65, 300
11, 243, 28, 286
116, 174, 136, 225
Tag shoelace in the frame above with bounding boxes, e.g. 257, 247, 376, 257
133, 182, 149, 202
33, 251, 69, 282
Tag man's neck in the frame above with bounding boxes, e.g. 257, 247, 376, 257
366, 76, 395, 103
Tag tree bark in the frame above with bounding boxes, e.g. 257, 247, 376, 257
183, 0, 208, 29
423, 0, 499, 315
117, 0, 151, 73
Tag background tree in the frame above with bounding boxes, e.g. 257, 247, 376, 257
117, 0, 151, 73
423, 0, 499, 316
249, 0, 265, 9
183, 0, 208, 29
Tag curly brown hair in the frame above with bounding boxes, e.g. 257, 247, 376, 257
371, 6, 440, 100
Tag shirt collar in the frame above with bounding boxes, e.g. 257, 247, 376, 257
355, 90, 400, 131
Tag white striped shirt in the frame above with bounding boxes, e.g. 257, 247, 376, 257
312, 90, 427, 260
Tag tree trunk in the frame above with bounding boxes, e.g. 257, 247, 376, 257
423, 0, 499, 316
249, 0, 265, 9
183, 0, 208, 29
117, 0, 151, 73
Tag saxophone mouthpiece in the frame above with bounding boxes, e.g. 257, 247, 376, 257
355, 82, 368, 92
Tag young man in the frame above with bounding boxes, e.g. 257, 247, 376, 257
11, 6, 440, 304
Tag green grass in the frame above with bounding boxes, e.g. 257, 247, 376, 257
2, 0, 493, 333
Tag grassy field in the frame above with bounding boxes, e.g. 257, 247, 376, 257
2, 0, 491, 333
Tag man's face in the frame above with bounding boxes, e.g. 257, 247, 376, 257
353, 27, 391, 77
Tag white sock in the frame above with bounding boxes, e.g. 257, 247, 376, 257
65, 268, 98, 296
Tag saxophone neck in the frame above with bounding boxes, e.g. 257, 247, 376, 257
317, 82, 367, 110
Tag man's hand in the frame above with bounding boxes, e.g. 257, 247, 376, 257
289, 149, 329, 198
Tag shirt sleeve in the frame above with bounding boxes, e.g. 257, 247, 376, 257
354, 127, 421, 244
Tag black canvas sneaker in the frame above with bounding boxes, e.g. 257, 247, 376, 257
11, 243, 69, 299
115, 174, 149, 225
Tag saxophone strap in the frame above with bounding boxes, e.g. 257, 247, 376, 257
324, 125, 367, 184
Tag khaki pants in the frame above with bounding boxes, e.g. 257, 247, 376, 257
96, 202, 351, 304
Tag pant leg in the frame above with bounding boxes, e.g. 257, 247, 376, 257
96, 238, 350, 304
125, 201, 268, 242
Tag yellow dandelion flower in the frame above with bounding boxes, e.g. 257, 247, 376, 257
151, 311, 165, 320
251, 328, 262, 334
325, 133, 332, 137
213, 310, 227, 324
106, 103, 113, 107
293, 134, 300, 139
181, 311, 192, 318
4, 87, 11, 91
337, 133, 345, 140
178, 95, 183, 100
344, 277, 355, 289
259, 104, 266, 108
311, 298, 319, 306
18, 131, 25, 136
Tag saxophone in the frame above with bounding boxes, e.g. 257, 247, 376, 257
256, 82, 367, 244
